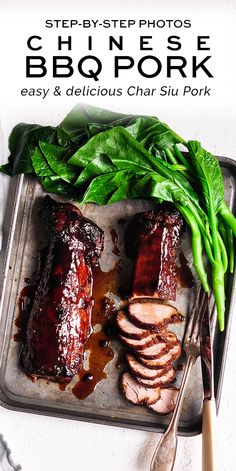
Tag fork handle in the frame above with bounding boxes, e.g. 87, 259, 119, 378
202, 398, 217, 471
150, 428, 177, 471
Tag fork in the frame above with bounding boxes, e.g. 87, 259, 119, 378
150, 286, 208, 471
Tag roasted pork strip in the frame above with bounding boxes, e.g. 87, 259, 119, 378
125, 205, 184, 300
21, 196, 104, 382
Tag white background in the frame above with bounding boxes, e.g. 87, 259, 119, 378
0, 0, 236, 469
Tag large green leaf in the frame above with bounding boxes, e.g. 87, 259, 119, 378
31, 147, 77, 198
0, 124, 58, 176
69, 127, 200, 209
187, 141, 225, 214
39, 141, 78, 183
60, 103, 134, 138
82, 168, 193, 207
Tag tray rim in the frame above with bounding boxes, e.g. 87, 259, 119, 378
0, 155, 235, 436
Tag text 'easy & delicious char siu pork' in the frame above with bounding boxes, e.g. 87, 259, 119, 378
21, 196, 104, 382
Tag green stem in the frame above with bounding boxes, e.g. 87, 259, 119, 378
218, 217, 234, 273
165, 148, 178, 165
217, 231, 228, 273
227, 227, 235, 273
219, 201, 236, 237
173, 144, 193, 172
184, 201, 215, 263
186, 201, 212, 242
208, 196, 225, 331
202, 234, 214, 265
176, 204, 209, 292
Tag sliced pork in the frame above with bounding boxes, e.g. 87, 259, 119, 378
139, 343, 181, 368
128, 302, 181, 331
125, 205, 184, 300
148, 388, 179, 414
126, 354, 172, 380
119, 333, 156, 350
116, 310, 150, 340
121, 372, 161, 405
136, 341, 170, 359
135, 366, 175, 388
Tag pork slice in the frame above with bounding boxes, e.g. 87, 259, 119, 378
148, 388, 178, 414
116, 310, 150, 340
136, 367, 176, 388
121, 372, 161, 406
139, 343, 181, 368
136, 341, 170, 359
126, 354, 171, 380
119, 333, 156, 350
128, 302, 181, 331
156, 329, 178, 345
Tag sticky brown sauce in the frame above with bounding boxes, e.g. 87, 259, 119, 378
177, 252, 195, 288
72, 263, 120, 400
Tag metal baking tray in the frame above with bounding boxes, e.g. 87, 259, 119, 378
0, 156, 235, 437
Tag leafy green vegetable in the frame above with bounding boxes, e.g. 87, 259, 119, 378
187, 141, 227, 329
69, 127, 201, 207
187, 141, 225, 214
31, 147, 76, 197
39, 142, 78, 183
1, 103, 236, 332
0, 124, 58, 176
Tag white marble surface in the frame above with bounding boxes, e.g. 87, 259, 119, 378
1, 0, 236, 469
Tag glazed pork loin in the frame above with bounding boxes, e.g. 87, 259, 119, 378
21, 196, 104, 382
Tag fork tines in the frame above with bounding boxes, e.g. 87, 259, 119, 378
184, 285, 208, 344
